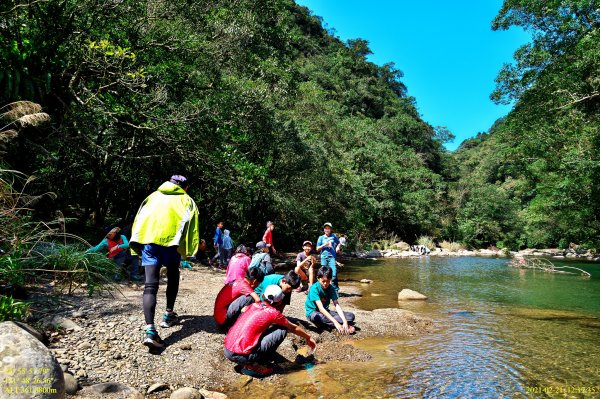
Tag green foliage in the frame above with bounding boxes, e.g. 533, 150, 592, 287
372, 233, 407, 251
448, 0, 600, 250
0, 168, 118, 296
3, 0, 594, 252
0, 295, 30, 322
0, 0, 449, 247
416, 236, 436, 249
28, 245, 119, 296
0, 250, 26, 287
439, 240, 464, 252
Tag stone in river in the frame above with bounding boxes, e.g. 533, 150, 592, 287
398, 289, 428, 300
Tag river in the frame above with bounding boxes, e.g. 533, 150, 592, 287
233, 256, 600, 398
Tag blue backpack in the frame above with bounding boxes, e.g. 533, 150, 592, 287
249, 252, 273, 275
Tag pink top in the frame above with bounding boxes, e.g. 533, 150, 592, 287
224, 302, 289, 355
225, 253, 251, 283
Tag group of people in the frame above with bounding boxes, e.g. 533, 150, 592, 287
88, 175, 356, 378
210, 220, 276, 269
215, 237, 355, 377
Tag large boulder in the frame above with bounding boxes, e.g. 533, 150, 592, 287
398, 289, 428, 300
13, 322, 49, 345
365, 250, 382, 258
0, 321, 65, 398
38, 316, 81, 332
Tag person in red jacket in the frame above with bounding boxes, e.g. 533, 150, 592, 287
223, 284, 316, 377
262, 221, 276, 255
214, 267, 264, 330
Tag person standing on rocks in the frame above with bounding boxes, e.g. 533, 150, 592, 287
130, 175, 199, 348
223, 284, 317, 377
316, 222, 342, 291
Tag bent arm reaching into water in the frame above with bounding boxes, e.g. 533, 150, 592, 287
287, 320, 317, 351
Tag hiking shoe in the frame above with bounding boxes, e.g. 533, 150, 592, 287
241, 363, 273, 378
143, 329, 165, 348
160, 311, 179, 328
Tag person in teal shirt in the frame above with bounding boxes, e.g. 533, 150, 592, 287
87, 227, 140, 281
244, 271, 301, 312
305, 266, 355, 334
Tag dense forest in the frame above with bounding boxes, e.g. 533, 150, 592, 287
1, 0, 598, 251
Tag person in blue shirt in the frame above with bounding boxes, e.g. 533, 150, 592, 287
222, 229, 234, 266
212, 221, 224, 267
316, 222, 342, 291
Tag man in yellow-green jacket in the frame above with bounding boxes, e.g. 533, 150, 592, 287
130, 175, 199, 349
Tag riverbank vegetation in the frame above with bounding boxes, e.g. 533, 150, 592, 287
1, 0, 598, 256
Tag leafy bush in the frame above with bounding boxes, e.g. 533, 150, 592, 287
0, 295, 30, 321
391, 241, 410, 250
440, 240, 464, 252
558, 238, 568, 250
0, 168, 118, 296
372, 233, 407, 250
29, 245, 120, 295
416, 236, 436, 249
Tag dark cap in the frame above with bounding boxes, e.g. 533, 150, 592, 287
256, 241, 267, 249
169, 175, 188, 186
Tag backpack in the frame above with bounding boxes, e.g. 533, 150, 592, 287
249, 252, 273, 275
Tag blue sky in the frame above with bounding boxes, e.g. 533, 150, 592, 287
294, 0, 532, 151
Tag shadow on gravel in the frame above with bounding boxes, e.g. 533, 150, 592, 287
154, 315, 219, 350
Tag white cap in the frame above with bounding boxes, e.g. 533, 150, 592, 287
263, 284, 284, 304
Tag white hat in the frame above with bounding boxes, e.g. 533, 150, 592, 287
263, 284, 284, 304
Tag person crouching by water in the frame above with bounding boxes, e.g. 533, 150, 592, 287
305, 266, 355, 335
130, 175, 199, 349
214, 267, 264, 330
86, 227, 140, 281
223, 284, 317, 377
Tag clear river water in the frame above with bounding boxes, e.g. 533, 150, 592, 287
229, 256, 600, 398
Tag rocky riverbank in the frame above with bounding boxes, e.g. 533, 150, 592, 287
353, 246, 600, 261
7, 263, 433, 399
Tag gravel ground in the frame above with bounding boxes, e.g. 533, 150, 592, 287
40, 261, 433, 398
